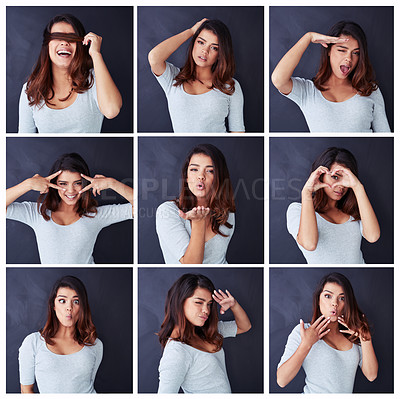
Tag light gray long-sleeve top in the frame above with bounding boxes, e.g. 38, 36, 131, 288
6, 202, 133, 264
156, 201, 235, 264
287, 202, 365, 264
18, 72, 104, 133
19, 332, 103, 393
155, 62, 245, 132
278, 324, 362, 393
158, 320, 237, 393
281, 77, 390, 132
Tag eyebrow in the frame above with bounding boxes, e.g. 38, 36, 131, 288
323, 290, 344, 295
189, 163, 214, 168
194, 296, 213, 302
336, 45, 359, 50
58, 179, 82, 183
198, 36, 219, 46
57, 294, 79, 298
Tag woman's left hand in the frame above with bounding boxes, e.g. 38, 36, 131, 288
79, 174, 111, 196
212, 289, 236, 314
338, 315, 371, 341
330, 166, 360, 190
83, 32, 102, 57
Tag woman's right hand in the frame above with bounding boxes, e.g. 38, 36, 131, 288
28, 170, 64, 194
308, 32, 349, 48
190, 18, 208, 35
179, 206, 210, 221
300, 316, 330, 349
302, 166, 331, 195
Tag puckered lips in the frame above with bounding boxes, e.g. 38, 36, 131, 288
330, 310, 337, 316
340, 64, 351, 76
57, 47, 73, 58
196, 182, 205, 191
199, 314, 208, 322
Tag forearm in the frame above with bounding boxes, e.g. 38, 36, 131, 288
277, 342, 310, 388
230, 302, 251, 334
353, 184, 380, 243
360, 339, 378, 381
180, 220, 206, 264
91, 52, 122, 119
148, 29, 193, 74
297, 190, 318, 251
271, 32, 312, 93
6, 179, 32, 208
109, 178, 133, 205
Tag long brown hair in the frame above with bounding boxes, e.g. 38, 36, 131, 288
311, 147, 360, 220
313, 21, 377, 96
176, 144, 235, 236
311, 272, 372, 343
158, 274, 223, 351
26, 14, 93, 107
38, 153, 97, 221
40, 275, 97, 346
174, 19, 236, 95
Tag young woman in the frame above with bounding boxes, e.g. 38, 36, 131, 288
287, 147, 379, 264
277, 272, 378, 393
6, 153, 133, 264
156, 144, 235, 264
148, 18, 244, 133
271, 21, 390, 132
19, 14, 122, 133
19, 276, 103, 393
158, 273, 251, 393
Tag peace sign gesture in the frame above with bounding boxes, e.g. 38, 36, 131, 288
79, 174, 112, 197
29, 170, 65, 194
338, 316, 371, 341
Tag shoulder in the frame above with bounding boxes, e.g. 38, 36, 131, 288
91, 338, 103, 353
287, 202, 302, 215
367, 86, 385, 100
156, 201, 179, 217
20, 332, 42, 349
162, 340, 192, 361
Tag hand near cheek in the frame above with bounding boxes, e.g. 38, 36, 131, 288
179, 206, 210, 221
331, 167, 360, 189
79, 174, 111, 196
303, 166, 331, 194
338, 315, 371, 341
83, 32, 102, 56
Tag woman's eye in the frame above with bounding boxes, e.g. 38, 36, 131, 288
197, 40, 204, 45
207, 169, 214, 174
324, 294, 331, 299
339, 297, 345, 302
73, 300, 80, 305
74, 182, 82, 186
59, 299, 66, 303
211, 46, 218, 51
189, 168, 198, 172
353, 51, 360, 56
332, 175, 338, 180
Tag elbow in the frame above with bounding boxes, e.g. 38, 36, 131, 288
297, 237, 317, 251
271, 70, 280, 90
148, 49, 158, 67
365, 231, 380, 244
276, 371, 288, 388
102, 103, 122, 119
366, 371, 378, 382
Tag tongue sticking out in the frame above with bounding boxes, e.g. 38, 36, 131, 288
340, 65, 350, 75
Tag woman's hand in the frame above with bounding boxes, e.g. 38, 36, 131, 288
300, 316, 330, 349
308, 32, 349, 48
179, 206, 210, 221
79, 174, 111, 196
338, 315, 371, 341
330, 166, 361, 190
212, 289, 236, 314
190, 18, 208, 35
83, 32, 102, 57
28, 170, 64, 194
302, 166, 331, 195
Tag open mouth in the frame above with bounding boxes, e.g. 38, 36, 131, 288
57, 49, 72, 57
340, 65, 351, 75
196, 182, 205, 190
198, 55, 207, 62
65, 194, 78, 200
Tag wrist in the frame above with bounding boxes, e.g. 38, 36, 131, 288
90, 52, 103, 63
301, 188, 313, 199
25, 177, 34, 191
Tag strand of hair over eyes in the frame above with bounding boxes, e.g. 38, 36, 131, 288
43, 32, 84, 45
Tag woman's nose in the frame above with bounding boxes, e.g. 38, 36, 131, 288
202, 305, 209, 314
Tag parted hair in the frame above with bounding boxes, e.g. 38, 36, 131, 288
40, 275, 97, 346
311, 147, 360, 220
313, 20, 377, 96
158, 274, 223, 351
37, 153, 97, 221
176, 144, 235, 236
174, 19, 236, 95
311, 272, 371, 344
26, 13, 93, 107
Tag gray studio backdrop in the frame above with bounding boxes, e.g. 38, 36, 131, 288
6, 137, 133, 264
270, 267, 393, 393
269, 6, 394, 132
138, 136, 264, 264
138, 267, 264, 393
6, 267, 133, 393
269, 137, 393, 264
6, 6, 133, 133
138, 6, 264, 132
